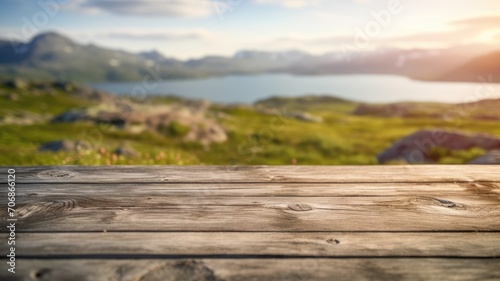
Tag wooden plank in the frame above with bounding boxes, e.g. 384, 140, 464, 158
2, 180, 498, 232
2, 194, 499, 232
2, 259, 499, 281
7, 232, 500, 257
9, 182, 500, 199
3, 165, 500, 183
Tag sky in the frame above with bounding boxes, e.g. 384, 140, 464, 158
0, 0, 499, 59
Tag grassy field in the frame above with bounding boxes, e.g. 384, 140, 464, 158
1, 82, 499, 166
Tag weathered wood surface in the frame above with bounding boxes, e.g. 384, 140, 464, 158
1, 166, 499, 280
4, 165, 500, 183
6, 259, 500, 281
4, 193, 500, 232
8, 232, 500, 257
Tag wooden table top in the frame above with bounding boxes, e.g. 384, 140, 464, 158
1, 166, 499, 280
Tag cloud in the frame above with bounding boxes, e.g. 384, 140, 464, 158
98, 29, 216, 41
384, 14, 500, 45
265, 13, 500, 53
273, 35, 351, 45
67, 0, 213, 17
451, 14, 500, 28
253, 0, 323, 8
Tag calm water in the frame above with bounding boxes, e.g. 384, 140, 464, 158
91, 74, 500, 104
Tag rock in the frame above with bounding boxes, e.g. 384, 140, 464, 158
52, 82, 112, 102
74, 88, 111, 102
39, 140, 92, 152
184, 99, 211, 111
0, 112, 47, 125
184, 122, 227, 146
52, 81, 75, 92
257, 107, 323, 123
51, 98, 228, 145
32, 82, 54, 92
6, 93, 19, 101
378, 129, 500, 164
468, 150, 500, 164
353, 103, 413, 117
114, 146, 138, 157
4, 79, 29, 90
51, 110, 88, 123
288, 111, 323, 123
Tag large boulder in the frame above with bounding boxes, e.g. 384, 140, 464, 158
378, 129, 500, 163
184, 122, 227, 145
51, 100, 228, 145
468, 150, 500, 164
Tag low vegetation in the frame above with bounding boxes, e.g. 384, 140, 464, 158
1, 80, 500, 165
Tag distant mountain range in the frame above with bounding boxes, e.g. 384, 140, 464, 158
438, 51, 500, 83
0, 32, 498, 82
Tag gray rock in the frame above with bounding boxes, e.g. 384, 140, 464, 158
52, 81, 75, 92
184, 122, 227, 146
288, 111, 323, 123
114, 146, 138, 157
51, 110, 88, 123
4, 79, 28, 90
378, 129, 500, 164
353, 103, 414, 117
39, 140, 92, 152
6, 93, 19, 101
257, 107, 323, 123
184, 99, 211, 111
468, 150, 500, 164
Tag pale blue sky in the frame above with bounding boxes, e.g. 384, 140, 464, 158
1, 0, 499, 59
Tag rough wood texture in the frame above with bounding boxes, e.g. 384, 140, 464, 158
1, 166, 499, 280
4, 165, 500, 183
7, 232, 500, 257
4, 194, 500, 232
3, 259, 500, 281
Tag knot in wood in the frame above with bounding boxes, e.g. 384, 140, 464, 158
287, 203, 313, 212
38, 170, 78, 179
326, 238, 340, 245
436, 198, 464, 209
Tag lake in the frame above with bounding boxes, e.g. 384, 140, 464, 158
91, 74, 500, 104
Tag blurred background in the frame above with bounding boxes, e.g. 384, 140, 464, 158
1, 0, 500, 165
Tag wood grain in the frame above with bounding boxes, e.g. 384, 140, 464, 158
7, 232, 500, 257
1, 165, 499, 280
2, 182, 499, 232
2, 259, 499, 281
4, 165, 500, 183
9, 182, 500, 198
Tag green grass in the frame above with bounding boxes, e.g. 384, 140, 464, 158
159, 121, 191, 138
0, 87, 94, 116
1, 85, 499, 165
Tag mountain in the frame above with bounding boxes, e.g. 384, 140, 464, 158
0, 32, 309, 81
437, 51, 500, 83
0, 32, 498, 83
0, 32, 164, 81
290, 46, 495, 80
